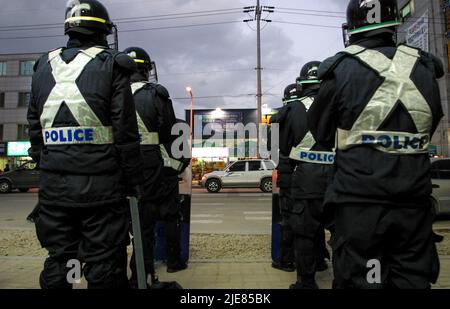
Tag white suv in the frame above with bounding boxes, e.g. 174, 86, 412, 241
202, 159, 276, 193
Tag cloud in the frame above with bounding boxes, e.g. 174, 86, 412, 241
0, 0, 344, 117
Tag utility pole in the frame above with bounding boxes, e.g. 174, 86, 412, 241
243, 2, 273, 158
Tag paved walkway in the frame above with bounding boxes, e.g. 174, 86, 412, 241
1, 256, 449, 289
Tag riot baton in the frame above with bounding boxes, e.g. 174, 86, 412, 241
129, 196, 147, 289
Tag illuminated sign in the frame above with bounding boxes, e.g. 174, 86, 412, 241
7, 141, 31, 157
192, 147, 229, 158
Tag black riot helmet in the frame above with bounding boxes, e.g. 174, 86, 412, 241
65, 0, 114, 36
282, 84, 298, 104
297, 61, 321, 86
346, 0, 401, 37
123, 47, 152, 72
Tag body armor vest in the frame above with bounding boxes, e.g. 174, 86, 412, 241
131, 82, 183, 172
131, 82, 160, 146
337, 45, 432, 154
41, 47, 114, 145
289, 96, 335, 164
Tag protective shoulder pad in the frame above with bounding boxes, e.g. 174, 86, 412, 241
114, 52, 137, 72
155, 84, 170, 99
33, 54, 47, 72
318, 52, 347, 80
420, 50, 444, 79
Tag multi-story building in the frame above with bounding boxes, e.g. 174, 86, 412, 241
398, 0, 450, 156
0, 53, 42, 170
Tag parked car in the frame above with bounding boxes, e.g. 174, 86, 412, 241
201, 159, 275, 193
431, 158, 450, 216
0, 161, 40, 193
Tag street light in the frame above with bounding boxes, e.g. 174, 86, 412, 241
186, 87, 194, 152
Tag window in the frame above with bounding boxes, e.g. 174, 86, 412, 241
431, 160, 450, 180
0, 93, 4, 108
229, 161, 246, 172
20, 60, 35, 76
0, 124, 3, 141
400, 1, 415, 20
17, 124, 29, 140
264, 160, 275, 170
248, 161, 262, 171
18, 92, 30, 107
0, 62, 6, 76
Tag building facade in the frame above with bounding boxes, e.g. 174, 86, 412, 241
0, 53, 42, 170
398, 0, 450, 156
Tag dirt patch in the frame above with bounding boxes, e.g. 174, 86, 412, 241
1, 229, 449, 259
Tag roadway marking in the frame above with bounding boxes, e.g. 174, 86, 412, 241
244, 217, 272, 221
191, 220, 224, 224
191, 214, 224, 218
193, 203, 225, 206
243, 211, 272, 215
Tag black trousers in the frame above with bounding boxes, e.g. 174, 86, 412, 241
35, 202, 130, 289
130, 176, 182, 281
289, 198, 329, 286
279, 188, 294, 265
330, 203, 440, 289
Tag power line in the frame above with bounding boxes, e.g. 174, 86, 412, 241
0, 8, 242, 31
172, 93, 281, 101
0, 12, 243, 32
160, 68, 254, 76
0, 21, 241, 40
272, 21, 341, 29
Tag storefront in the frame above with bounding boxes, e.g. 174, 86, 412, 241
6, 141, 32, 170
186, 108, 275, 181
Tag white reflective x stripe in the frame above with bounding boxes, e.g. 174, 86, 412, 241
299, 96, 314, 111
160, 144, 183, 171
131, 82, 160, 145
131, 82, 148, 95
41, 47, 113, 145
339, 45, 432, 153
289, 96, 336, 163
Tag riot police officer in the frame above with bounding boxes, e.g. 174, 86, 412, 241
27, 0, 143, 289
308, 0, 443, 289
286, 62, 334, 289
159, 119, 191, 273
269, 84, 297, 273
123, 46, 179, 286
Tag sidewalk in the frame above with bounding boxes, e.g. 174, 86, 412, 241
1, 256, 449, 289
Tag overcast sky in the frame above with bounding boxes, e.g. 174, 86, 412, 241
0, 0, 348, 118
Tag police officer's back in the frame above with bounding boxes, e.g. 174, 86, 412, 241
269, 84, 298, 272
123, 46, 178, 286
27, 0, 143, 289
308, 0, 443, 289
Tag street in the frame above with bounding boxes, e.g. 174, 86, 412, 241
1, 191, 450, 289
0, 191, 273, 234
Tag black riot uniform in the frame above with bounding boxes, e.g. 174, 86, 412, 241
308, 0, 443, 289
285, 62, 334, 289
160, 119, 191, 273
27, 0, 143, 289
269, 84, 298, 272
123, 47, 178, 287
